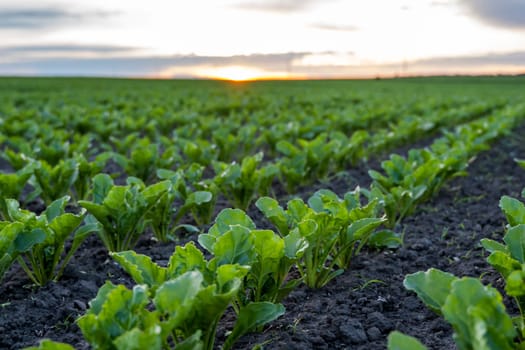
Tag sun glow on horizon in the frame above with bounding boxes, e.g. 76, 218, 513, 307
195, 65, 302, 81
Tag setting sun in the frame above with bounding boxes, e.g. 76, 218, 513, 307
196, 65, 297, 81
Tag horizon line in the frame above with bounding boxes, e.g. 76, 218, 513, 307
1, 72, 524, 82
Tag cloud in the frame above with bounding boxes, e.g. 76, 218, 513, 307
293, 52, 355, 66
349, 51, 525, 77
232, 0, 328, 13
412, 51, 525, 67
309, 23, 358, 32
202, 52, 307, 67
459, 0, 525, 29
0, 7, 118, 29
1, 44, 138, 54
0, 44, 144, 63
0, 51, 523, 78
246, 51, 525, 77
0, 9, 68, 28
430, 1, 453, 6
0, 52, 309, 77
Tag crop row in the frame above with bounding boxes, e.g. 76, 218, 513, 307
1, 97, 500, 164
4, 103, 523, 349
0, 99, 512, 238
388, 160, 525, 350
0, 79, 499, 158
1, 104, 522, 262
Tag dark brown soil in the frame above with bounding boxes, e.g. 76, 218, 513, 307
1, 127, 524, 350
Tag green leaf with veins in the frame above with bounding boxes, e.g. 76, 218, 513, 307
403, 268, 457, 314
500, 196, 525, 227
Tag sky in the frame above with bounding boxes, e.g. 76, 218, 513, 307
0, 0, 524, 79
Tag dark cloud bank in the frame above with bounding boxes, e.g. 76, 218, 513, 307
460, 0, 525, 29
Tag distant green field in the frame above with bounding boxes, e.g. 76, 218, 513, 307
1, 76, 523, 142
1, 76, 523, 199
1, 76, 524, 100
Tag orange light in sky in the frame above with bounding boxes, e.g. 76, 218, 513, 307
196, 65, 300, 81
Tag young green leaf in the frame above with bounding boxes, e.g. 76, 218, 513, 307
92, 173, 113, 204
480, 238, 508, 254
403, 268, 457, 314
23, 339, 76, 350
367, 229, 403, 249
198, 208, 255, 252
255, 197, 289, 235
486, 251, 521, 279
0, 169, 33, 220
442, 278, 516, 350
167, 242, 208, 280
154, 271, 203, 323
207, 225, 256, 267
500, 196, 525, 228
0, 222, 29, 281
505, 268, 525, 298
223, 302, 285, 350
113, 326, 163, 350
387, 331, 428, 350
503, 224, 525, 263
77, 282, 151, 348
73, 153, 110, 201
111, 251, 167, 290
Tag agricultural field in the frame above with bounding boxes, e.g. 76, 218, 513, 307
1, 76, 525, 349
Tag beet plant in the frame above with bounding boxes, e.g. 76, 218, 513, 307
198, 208, 307, 304
79, 174, 170, 251
157, 166, 217, 227
146, 168, 212, 242
72, 152, 110, 202
176, 137, 217, 166
366, 150, 446, 228
276, 133, 338, 193
390, 192, 525, 349
396, 268, 518, 350
112, 138, 179, 184
109, 241, 285, 349
256, 190, 388, 288
0, 222, 39, 283
33, 159, 79, 205
307, 189, 391, 268
0, 166, 33, 220
330, 130, 369, 169
3, 147, 34, 171
1, 196, 96, 285
213, 152, 278, 210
